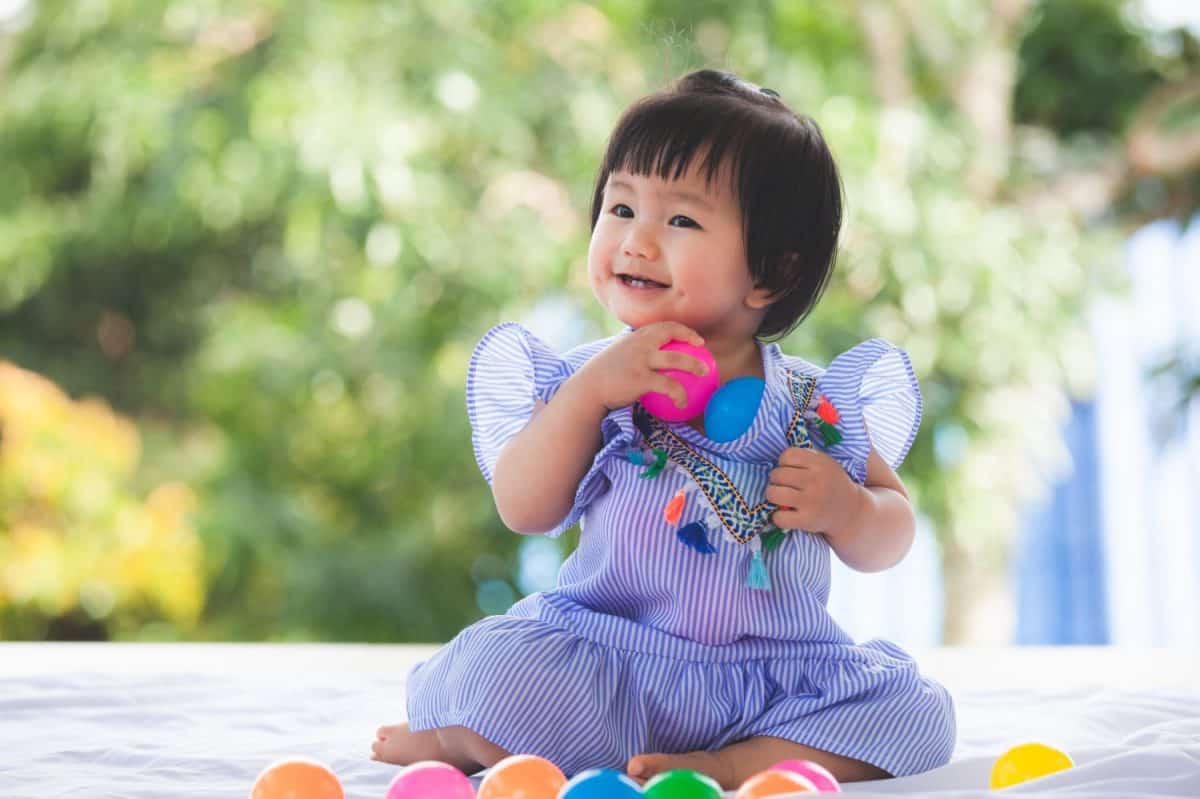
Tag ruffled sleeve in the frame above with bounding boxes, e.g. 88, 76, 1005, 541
466, 322, 631, 538
808, 339, 922, 485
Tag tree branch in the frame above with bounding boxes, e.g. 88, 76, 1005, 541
1017, 78, 1200, 223
854, 0, 914, 108
1128, 78, 1200, 175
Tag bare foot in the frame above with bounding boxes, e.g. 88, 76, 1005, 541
371, 722, 508, 777
626, 749, 732, 789
626, 738, 888, 791
370, 722, 445, 765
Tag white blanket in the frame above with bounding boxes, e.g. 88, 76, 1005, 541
1, 644, 1197, 798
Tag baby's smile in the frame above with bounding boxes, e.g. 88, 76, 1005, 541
618, 273, 670, 289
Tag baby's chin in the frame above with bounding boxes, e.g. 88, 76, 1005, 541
595, 293, 709, 336
608, 306, 688, 332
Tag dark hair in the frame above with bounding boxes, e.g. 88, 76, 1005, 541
589, 69, 843, 340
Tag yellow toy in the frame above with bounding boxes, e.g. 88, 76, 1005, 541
990, 742, 1074, 789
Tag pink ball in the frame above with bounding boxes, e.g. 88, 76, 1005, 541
638, 340, 719, 422
769, 760, 841, 792
385, 761, 475, 799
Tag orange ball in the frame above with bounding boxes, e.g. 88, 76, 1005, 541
733, 769, 817, 799
250, 758, 344, 799
477, 754, 567, 799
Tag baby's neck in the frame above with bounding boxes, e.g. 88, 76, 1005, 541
685, 338, 762, 437
705, 337, 765, 384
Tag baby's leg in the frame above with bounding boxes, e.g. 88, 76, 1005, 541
372, 722, 510, 775
627, 735, 888, 789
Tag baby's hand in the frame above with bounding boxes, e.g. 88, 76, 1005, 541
574, 321, 709, 412
766, 447, 864, 534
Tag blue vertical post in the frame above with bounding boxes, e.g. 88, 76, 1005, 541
1014, 400, 1111, 644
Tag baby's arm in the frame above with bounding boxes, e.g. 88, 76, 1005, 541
491, 321, 708, 534
822, 447, 915, 572
768, 445, 915, 572
491, 372, 609, 533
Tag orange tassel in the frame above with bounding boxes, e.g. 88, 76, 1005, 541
663, 489, 686, 525
816, 396, 840, 424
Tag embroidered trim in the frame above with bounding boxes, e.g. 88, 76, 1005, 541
634, 369, 818, 545
787, 375, 817, 443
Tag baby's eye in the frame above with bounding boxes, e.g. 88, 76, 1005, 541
669, 215, 700, 229
610, 204, 634, 218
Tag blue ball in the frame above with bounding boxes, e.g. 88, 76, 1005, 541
704, 377, 765, 442
560, 768, 644, 799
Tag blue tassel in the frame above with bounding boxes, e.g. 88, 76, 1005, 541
746, 549, 771, 591
677, 521, 717, 554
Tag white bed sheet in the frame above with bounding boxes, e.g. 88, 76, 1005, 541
0, 644, 1196, 798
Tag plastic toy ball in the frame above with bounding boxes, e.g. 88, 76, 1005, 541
704, 376, 765, 442
769, 759, 841, 792
642, 768, 724, 799
639, 341, 719, 422
733, 769, 817, 798
989, 743, 1074, 789
384, 761, 475, 799
477, 753, 566, 799
250, 757, 344, 799
558, 768, 644, 799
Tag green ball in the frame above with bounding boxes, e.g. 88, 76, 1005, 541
642, 769, 723, 799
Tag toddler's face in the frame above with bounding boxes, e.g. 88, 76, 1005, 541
588, 159, 772, 340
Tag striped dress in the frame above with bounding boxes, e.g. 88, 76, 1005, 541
406, 322, 956, 778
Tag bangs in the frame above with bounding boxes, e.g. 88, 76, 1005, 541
588, 87, 811, 234
598, 99, 750, 194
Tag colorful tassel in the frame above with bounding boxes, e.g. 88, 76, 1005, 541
677, 521, 717, 554
816, 396, 841, 424
663, 488, 686, 525
760, 527, 787, 552
625, 446, 667, 476
640, 448, 668, 479
816, 420, 842, 447
746, 537, 771, 591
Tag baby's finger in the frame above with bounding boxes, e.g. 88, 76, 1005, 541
649, 349, 709, 376
771, 508, 806, 530
769, 465, 809, 486
650, 374, 689, 409
765, 483, 803, 509
653, 322, 704, 348
778, 447, 818, 468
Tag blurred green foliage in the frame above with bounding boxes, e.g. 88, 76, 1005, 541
0, 0, 1195, 642
1016, 0, 1165, 135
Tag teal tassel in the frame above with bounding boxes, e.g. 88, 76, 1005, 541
746, 550, 771, 591
625, 448, 646, 466
677, 521, 717, 554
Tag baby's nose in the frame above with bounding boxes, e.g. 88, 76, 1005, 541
622, 229, 660, 260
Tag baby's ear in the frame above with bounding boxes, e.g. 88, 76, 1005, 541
745, 284, 776, 310
745, 252, 800, 309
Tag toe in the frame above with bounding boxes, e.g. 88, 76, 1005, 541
627, 753, 666, 781
628, 751, 731, 788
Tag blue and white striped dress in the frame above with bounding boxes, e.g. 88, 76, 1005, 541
406, 322, 955, 778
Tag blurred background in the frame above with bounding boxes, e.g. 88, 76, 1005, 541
1, 0, 1197, 647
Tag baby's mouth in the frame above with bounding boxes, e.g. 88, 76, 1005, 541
618, 273, 669, 289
